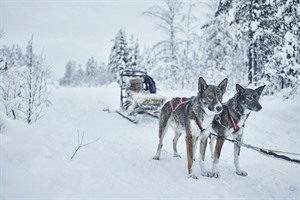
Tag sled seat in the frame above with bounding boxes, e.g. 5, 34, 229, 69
125, 77, 166, 112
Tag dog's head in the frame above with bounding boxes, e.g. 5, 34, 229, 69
197, 77, 228, 115
236, 84, 265, 112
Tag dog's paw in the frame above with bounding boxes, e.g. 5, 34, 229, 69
212, 171, 220, 178
188, 174, 198, 179
201, 172, 213, 177
152, 156, 160, 160
173, 153, 181, 158
236, 170, 248, 176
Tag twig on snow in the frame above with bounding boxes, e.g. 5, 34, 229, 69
71, 130, 100, 159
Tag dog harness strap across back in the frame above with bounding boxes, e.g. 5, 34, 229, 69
169, 97, 191, 112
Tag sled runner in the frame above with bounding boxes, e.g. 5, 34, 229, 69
117, 70, 166, 123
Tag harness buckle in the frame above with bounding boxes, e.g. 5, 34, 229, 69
214, 115, 221, 122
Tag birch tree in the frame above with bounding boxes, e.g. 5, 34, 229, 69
143, 0, 184, 89
20, 36, 51, 124
143, 0, 183, 62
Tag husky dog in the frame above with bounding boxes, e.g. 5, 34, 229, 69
207, 84, 265, 178
153, 77, 228, 179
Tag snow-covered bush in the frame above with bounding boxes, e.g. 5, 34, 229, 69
0, 37, 51, 124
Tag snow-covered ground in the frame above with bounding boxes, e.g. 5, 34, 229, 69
1, 84, 299, 199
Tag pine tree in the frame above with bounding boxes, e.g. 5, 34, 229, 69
127, 35, 141, 71
85, 57, 99, 86
200, 15, 247, 90
108, 29, 129, 81
98, 61, 110, 85
60, 60, 76, 86
214, 0, 299, 96
75, 64, 85, 86
258, 0, 300, 96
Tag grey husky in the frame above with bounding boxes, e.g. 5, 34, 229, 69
153, 77, 228, 179
206, 84, 265, 178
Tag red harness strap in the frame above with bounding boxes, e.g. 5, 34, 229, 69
192, 112, 204, 132
229, 114, 240, 132
169, 97, 191, 112
169, 97, 204, 132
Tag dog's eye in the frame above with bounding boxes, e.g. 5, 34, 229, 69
218, 95, 222, 101
246, 95, 253, 101
207, 96, 213, 102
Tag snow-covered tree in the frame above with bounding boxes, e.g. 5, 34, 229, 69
0, 44, 24, 119
59, 58, 111, 87
98, 61, 111, 85
143, 0, 185, 89
19, 36, 51, 124
178, 0, 201, 89
199, 16, 247, 91
108, 29, 129, 81
143, 0, 183, 62
74, 64, 85, 86
214, 0, 299, 96
85, 57, 99, 87
127, 35, 141, 71
59, 60, 76, 86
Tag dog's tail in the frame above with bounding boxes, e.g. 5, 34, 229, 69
158, 101, 172, 138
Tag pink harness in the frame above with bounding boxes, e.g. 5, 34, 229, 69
169, 97, 204, 132
169, 97, 191, 112
229, 115, 240, 131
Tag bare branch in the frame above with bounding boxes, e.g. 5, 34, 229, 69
71, 130, 100, 159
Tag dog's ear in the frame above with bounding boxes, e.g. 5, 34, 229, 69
255, 85, 265, 96
236, 84, 245, 94
218, 78, 228, 94
198, 77, 208, 92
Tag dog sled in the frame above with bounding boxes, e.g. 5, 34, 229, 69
116, 70, 166, 123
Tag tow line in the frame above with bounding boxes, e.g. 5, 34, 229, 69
210, 133, 300, 164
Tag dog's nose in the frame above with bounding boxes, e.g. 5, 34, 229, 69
216, 106, 222, 113
257, 105, 262, 111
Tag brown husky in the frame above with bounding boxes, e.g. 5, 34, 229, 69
153, 77, 228, 179
207, 84, 265, 178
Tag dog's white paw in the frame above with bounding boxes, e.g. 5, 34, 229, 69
188, 174, 198, 179
201, 172, 213, 177
173, 153, 181, 158
236, 170, 248, 176
212, 171, 220, 178
153, 156, 160, 160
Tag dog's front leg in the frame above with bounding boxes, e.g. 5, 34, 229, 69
186, 134, 197, 179
192, 135, 199, 161
209, 135, 216, 159
234, 134, 248, 176
212, 137, 225, 178
199, 130, 212, 177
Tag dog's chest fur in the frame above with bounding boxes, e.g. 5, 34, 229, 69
237, 110, 250, 128
190, 113, 214, 137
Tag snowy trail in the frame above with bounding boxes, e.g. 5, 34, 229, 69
1, 85, 299, 199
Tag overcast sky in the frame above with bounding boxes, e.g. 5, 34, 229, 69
0, 0, 164, 78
